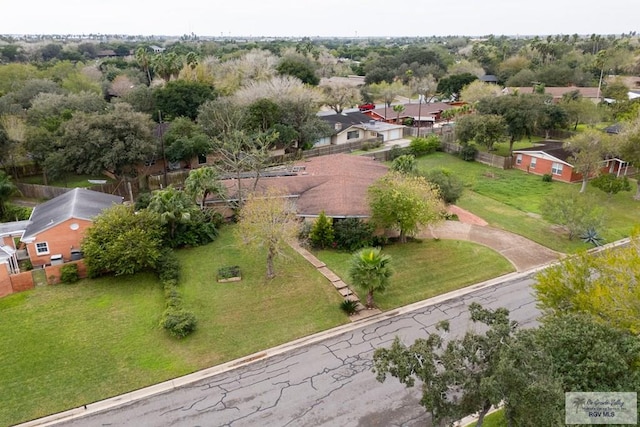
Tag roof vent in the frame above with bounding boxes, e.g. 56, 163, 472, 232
369, 120, 376, 127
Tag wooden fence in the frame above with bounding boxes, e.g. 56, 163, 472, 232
441, 142, 512, 169
15, 180, 139, 202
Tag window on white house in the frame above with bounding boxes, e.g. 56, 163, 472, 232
35, 242, 49, 255
530, 157, 537, 169
516, 154, 522, 165
347, 130, 359, 140
551, 162, 563, 175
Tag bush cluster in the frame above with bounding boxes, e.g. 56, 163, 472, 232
333, 218, 375, 252
60, 264, 79, 284
157, 249, 197, 338
410, 135, 441, 156
309, 211, 334, 249
542, 173, 553, 182
459, 144, 478, 161
360, 140, 383, 151
423, 168, 464, 204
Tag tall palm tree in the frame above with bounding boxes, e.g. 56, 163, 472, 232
184, 166, 226, 209
147, 186, 193, 239
0, 171, 15, 220
135, 47, 152, 85
393, 104, 406, 124
349, 247, 393, 309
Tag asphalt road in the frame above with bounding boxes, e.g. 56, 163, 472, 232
55, 274, 540, 427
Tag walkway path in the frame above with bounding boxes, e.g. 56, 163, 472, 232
288, 241, 382, 321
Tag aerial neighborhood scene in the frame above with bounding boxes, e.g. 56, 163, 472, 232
1, 0, 640, 426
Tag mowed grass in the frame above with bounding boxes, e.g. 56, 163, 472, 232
19, 174, 115, 188
0, 226, 347, 426
415, 152, 640, 252
316, 239, 515, 311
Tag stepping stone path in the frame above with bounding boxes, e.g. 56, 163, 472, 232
288, 241, 381, 320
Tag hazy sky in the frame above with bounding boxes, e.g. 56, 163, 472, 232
3, 0, 638, 37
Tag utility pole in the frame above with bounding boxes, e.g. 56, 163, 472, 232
158, 111, 168, 188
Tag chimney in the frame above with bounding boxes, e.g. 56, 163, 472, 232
334, 122, 342, 131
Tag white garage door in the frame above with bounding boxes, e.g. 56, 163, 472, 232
388, 129, 402, 141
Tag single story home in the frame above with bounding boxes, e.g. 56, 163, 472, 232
20, 188, 123, 267
217, 154, 389, 218
362, 102, 455, 127
512, 141, 629, 183
315, 111, 404, 147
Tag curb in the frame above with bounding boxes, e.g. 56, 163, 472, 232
17, 267, 540, 427
18, 238, 629, 426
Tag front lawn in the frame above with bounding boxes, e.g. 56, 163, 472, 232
415, 152, 640, 252
0, 226, 347, 426
316, 239, 515, 311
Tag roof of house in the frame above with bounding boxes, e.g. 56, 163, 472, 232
368, 102, 454, 120
480, 75, 499, 83
319, 111, 374, 132
221, 154, 389, 217
503, 86, 601, 99
22, 188, 123, 241
512, 141, 573, 164
0, 220, 30, 237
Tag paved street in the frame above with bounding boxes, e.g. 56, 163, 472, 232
53, 274, 540, 427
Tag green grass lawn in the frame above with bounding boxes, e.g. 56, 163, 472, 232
18, 174, 115, 188
467, 409, 507, 427
316, 239, 515, 310
0, 226, 347, 426
474, 136, 543, 157
415, 152, 640, 253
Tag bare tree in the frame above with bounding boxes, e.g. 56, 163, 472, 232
237, 187, 300, 279
320, 80, 362, 113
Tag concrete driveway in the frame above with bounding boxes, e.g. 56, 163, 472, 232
423, 208, 561, 272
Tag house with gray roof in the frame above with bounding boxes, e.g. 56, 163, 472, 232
20, 188, 123, 267
315, 111, 405, 147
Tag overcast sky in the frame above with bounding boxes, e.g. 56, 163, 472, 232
3, 0, 638, 38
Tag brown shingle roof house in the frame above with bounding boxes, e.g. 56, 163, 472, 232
221, 154, 389, 218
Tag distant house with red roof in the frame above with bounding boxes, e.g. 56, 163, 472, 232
362, 102, 454, 127
512, 141, 629, 183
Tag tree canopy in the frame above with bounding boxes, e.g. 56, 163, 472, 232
368, 172, 444, 243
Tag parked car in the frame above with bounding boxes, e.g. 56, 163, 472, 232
358, 103, 376, 111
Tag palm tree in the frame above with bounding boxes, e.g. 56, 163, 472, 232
392, 104, 405, 124
349, 247, 393, 309
147, 186, 193, 239
184, 166, 226, 209
0, 171, 15, 220
135, 47, 152, 85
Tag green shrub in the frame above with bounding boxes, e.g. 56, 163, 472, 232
410, 135, 440, 156
157, 249, 180, 283
542, 173, 553, 182
423, 168, 464, 204
390, 154, 417, 174
459, 144, 478, 161
309, 211, 334, 249
340, 299, 359, 315
164, 288, 183, 308
590, 173, 631, 196
388, 145, 411, 161
134, 192, 153, 210
161, 308, 197, 338
60, 264, 79, 284
361, 140, 383, 151
1, 204, 32, 222
217, 265, 241, 280
333, 218, 375, 251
